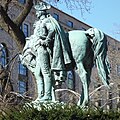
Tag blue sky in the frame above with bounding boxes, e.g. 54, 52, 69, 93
53, 0, 120, 41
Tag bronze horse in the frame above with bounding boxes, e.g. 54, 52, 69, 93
67, 28, 110, 107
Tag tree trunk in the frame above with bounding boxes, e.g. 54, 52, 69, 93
0, 0, 33, 51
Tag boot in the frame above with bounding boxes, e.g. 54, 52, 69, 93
40, 76, 52, 101
35, 79, 44, 102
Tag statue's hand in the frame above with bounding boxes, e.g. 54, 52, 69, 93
26, 35, 35, 41
40, 40, 49, 47
26, 37, 30, 40
44, 40, 49, 46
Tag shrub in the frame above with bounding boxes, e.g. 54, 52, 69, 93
1, 102, 120, 120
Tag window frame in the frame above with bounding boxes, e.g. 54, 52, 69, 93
23, 23, 29, 37
67, 71, 74, 90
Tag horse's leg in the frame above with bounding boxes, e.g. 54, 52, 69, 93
83, 65, 92, 106
77, 62, 90, 108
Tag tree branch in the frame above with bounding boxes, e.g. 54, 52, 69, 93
5, 0, 12, 11
0, 5, 25, 51
14, 0, 33, 26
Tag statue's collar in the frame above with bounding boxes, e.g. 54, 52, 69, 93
39, 14, 49, 20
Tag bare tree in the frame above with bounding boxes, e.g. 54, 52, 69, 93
46, 0, 91, 11
0, 0, 34, 51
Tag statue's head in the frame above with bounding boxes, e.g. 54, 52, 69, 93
34, 2, 51, 18
34, 2, 51, 11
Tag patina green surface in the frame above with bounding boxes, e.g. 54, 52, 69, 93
68, 29, 110, 107
20, 2, 110, 108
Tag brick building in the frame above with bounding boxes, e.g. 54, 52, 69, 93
0, 1, 120, 109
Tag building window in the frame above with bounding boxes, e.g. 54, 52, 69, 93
0, 44, 7, 67
20, 23, 29, 37
53, 13, 59, 21
18, 24, 29, 95
67, 71, 74, 90
23, 23, 29, 37
67, 21, 73, 28
18, 0, 26, 4
19, 63, 27, 76
18, 60, 28, 94
117, 65, 120, 75
19, 80, 26, 94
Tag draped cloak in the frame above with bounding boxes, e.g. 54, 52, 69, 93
47, 15, 74, 71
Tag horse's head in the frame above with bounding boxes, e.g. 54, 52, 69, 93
86, 28, 110, 88
85, 28, 95, 39
86, 28, 105, 43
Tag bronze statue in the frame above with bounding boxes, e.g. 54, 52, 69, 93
20, 2, 74, 102
20, 2, 110, 108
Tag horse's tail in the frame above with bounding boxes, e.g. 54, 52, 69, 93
87, 28, 111, 88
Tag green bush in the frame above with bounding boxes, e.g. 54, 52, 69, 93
1, 102, 120, 120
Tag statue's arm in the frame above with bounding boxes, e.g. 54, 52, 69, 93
43, 20, 55, 46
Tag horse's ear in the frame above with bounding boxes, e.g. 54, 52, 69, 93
85, 28, 95, 43
93, 28, 105, 42
86, 28, 94, 33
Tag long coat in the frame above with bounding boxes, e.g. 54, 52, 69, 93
48, 15, 74, 71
